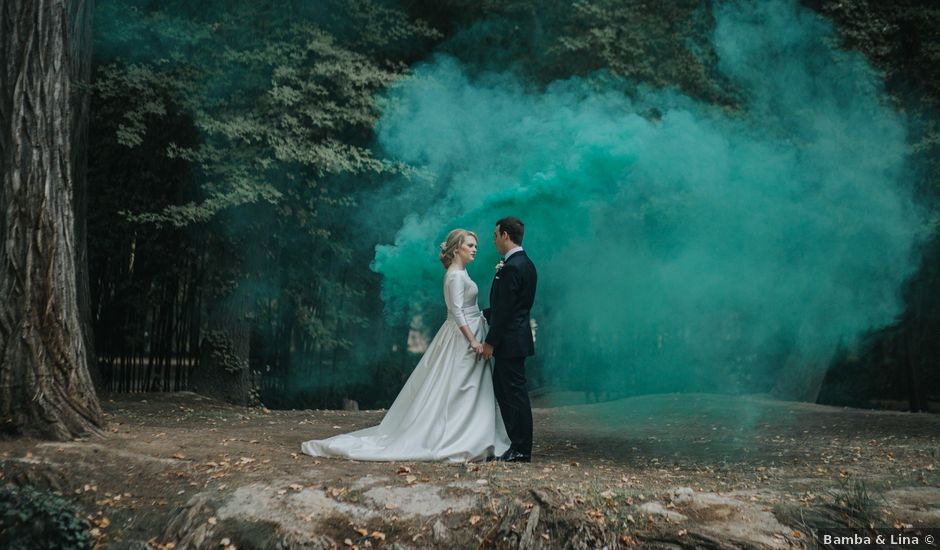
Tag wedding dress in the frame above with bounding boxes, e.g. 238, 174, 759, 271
301, 268, 511, 462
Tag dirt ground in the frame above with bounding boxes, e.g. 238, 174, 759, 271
2, 392, 938, 549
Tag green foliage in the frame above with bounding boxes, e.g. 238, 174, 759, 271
810, 0, 940, 197
553, 0, 734, 104
0, 484, 92, 550
430, 0, 735, 106
203, 331, 248, 374
89, 0, 438, 401
95, 5, 430, 227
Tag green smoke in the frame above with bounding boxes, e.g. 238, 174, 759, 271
370, 0, 925, 398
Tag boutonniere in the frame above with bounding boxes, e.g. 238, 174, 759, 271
495, 260, 505, 272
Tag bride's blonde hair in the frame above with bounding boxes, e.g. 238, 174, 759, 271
439, 229, 477, 269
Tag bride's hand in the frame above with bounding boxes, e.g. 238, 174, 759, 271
470, 341, 484, 354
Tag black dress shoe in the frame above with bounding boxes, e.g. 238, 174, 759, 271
499, 450, 531, 463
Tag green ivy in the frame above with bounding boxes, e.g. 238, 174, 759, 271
203, 330, 248, 374
0, 484, 92, 550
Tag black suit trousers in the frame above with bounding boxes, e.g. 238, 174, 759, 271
492, 356, 533, 455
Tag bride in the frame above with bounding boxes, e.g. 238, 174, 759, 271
301, 229, 511, 462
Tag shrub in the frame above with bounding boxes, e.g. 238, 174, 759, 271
0, 483, 92, 550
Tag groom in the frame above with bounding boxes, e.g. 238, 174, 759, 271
482, 217, 537, 463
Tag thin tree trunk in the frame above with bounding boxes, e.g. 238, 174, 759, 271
69, 0, 100, 390
904, 312, 929, 413
0, 0, 103, 439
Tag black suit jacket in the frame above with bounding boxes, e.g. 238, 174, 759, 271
484, 250, 537, 358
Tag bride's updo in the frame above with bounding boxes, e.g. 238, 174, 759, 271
439, 229, 477, 269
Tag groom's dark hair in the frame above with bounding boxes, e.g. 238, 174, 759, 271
496, 216, 524, 245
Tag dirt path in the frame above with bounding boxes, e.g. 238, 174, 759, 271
2, 392, 938, 548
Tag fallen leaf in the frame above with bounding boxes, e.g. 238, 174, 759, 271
172, 453, 185, 460
354, 527, 369, 536
327, 487, 348, 498
469, 515, 481, 525
385, 502, 399, 510
370, 531, 386, 541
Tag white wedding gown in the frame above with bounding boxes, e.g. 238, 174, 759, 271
301, 268, 511, 462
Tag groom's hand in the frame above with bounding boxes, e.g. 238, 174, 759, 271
481, 343, 494, 360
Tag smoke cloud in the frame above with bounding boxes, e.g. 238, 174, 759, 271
370, 0, 925, 397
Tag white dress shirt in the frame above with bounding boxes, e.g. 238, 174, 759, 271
503, 246, 523, 260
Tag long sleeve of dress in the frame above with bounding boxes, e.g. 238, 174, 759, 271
444, 272, 468, 327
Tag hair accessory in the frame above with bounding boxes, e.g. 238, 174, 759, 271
439, 241, 447, 252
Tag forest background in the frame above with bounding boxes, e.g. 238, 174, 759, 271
45, 0, 940, 414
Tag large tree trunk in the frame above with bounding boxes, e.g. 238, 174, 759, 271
0, 0, 104, 439
190, 291, 253, 406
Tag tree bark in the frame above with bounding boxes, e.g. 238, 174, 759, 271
0, 0, 104, 439
190, 290, 253, 406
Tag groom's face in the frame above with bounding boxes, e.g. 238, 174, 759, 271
494, 225, 511, 255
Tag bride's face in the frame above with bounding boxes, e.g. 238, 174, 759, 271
456, 236, 478, 265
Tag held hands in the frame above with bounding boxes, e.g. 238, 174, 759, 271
470, 341, 493, 361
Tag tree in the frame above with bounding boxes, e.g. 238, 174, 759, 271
0, 0, 104, 438
88, 0, 439, 406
